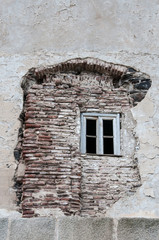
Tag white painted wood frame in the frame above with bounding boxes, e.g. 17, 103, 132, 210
80, 113, 120, 155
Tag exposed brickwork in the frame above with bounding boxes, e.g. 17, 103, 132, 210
14, 58, 151, 217
81, 155, 140, 217
21, 58, 151, 107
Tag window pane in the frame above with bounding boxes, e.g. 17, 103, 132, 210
104, 138, 114, 154
103, 120, 113, 136
86, 119, 96, 136
86, 137, 96, 154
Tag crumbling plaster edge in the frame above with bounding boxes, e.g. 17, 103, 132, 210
13, 57, 152, 217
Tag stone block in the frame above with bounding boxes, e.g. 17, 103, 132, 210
58, 217, 113, 240
0, 218, 8, 240
117, 218, 159, 240
9, 218, 56, 240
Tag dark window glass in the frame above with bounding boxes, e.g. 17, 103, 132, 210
103, 120, 113, 136
104, 138, 114, 154
86, 137, 96, 154
86, 119, 96, 136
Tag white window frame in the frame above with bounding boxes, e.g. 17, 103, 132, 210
81, 113, 120, 155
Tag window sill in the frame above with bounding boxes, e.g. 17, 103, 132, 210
81, 153, 123, 157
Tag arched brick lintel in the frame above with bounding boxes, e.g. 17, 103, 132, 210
21, 57, 152, 106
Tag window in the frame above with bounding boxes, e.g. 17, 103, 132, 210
81, 113, 120, 155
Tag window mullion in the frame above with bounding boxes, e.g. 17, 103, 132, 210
97, 117, 103, 154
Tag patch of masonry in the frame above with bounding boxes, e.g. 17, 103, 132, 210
13, 58, 151, 217
21, 57, 151, 106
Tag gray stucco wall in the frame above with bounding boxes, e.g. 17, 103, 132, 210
0, 0, 159, 220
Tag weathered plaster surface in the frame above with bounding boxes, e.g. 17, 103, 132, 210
0, 0, 159, 55
0, 0, 159, 218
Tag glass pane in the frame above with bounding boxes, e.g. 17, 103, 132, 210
86, 119, 96, 136
104, 138, 114, 154
103, 120, 113, 136
86, 137, 96, 154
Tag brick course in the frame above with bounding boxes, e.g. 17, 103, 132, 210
14, 58, 151, 217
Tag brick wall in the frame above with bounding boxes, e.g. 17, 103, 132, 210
14, 58, 151, 217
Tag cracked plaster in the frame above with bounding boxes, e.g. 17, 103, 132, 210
0, 0, 159, 218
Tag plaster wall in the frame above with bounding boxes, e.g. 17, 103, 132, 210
0, 0, 159, 218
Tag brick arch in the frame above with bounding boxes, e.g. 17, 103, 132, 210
22, 57, 151, 106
